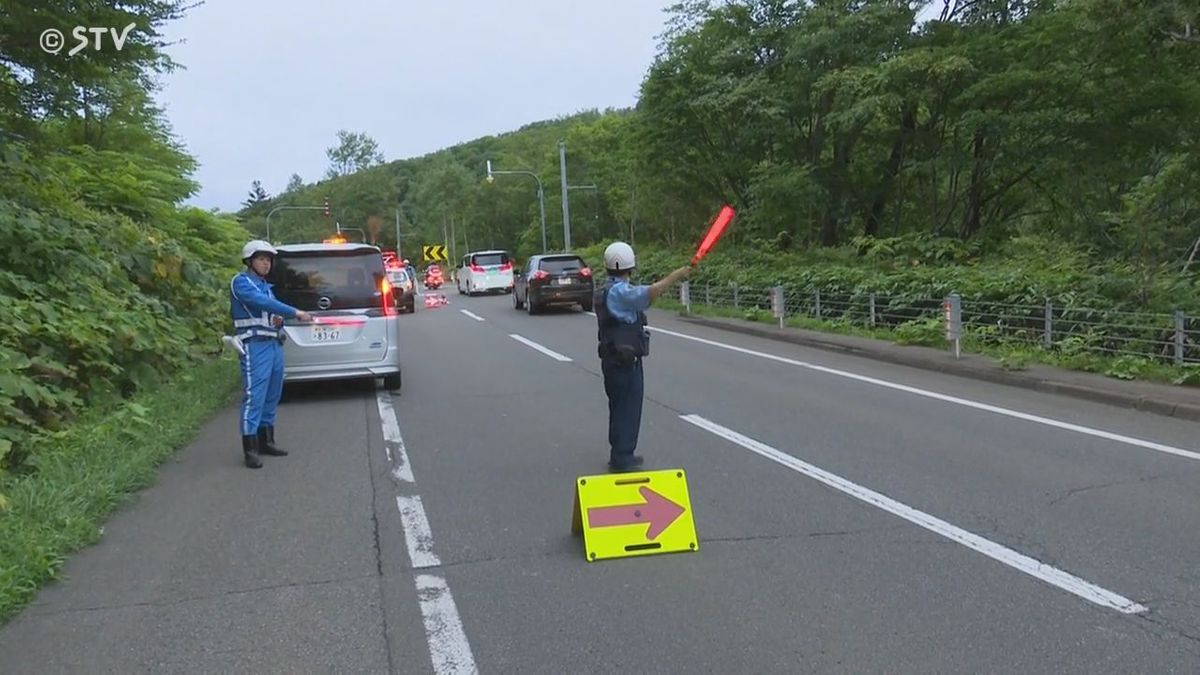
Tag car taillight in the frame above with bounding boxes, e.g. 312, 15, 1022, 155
579, 267, 592, 277
470, 264, 484, 273
380, 278, 396, 316
531, 270, 550, 282
500, 262, 513, 272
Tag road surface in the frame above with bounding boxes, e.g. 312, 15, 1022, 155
4, 291, 1200, 673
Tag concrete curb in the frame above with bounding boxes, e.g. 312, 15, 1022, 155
677, 314, 1200, 423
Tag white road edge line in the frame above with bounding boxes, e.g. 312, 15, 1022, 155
651, 325, 1200, 462
415, 574, 480, 674
680, 413, 1148, 615
460, 309, 485, 322
376, 391, 414, 482
396, 495, 442, 570
509, 334, 573, 362
376, 394, 477, 673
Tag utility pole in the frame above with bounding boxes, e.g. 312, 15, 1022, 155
443, 217, 450, 268
559, 140, 571, 251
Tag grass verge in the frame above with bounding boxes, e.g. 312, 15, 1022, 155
0, 353, 241, 624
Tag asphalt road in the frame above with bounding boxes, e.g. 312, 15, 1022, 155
4, 289, 1200, 673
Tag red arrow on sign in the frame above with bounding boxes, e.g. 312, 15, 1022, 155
586, 486, 685, 540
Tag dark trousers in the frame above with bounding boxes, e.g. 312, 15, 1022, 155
602, 357, 644, 465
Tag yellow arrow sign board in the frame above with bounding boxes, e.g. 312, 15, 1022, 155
571, 469, 698, 562
422, 245, 447, 262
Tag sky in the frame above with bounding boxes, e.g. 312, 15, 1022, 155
154, 0, 677, 212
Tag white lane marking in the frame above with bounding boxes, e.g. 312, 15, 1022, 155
375, 395, 476, 672
396, 495, 441, 569
415, 574, 479, 674
681, 413, 1148, 614
509, 334, 573, 362
651, 325, 1200, 462
460, 309, 485, 322
376, 391, 414, 483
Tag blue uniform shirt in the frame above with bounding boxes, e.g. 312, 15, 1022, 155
605, 278, 650, 324
230, 272, 298, 339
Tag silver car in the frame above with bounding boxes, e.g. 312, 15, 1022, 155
268, 243, 402, 391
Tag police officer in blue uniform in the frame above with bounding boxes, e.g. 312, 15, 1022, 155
595, 242, 691, 472
230, 240, 312, 469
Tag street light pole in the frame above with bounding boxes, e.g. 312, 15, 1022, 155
558, 141, 571, 251
485, 159, 547, 253
264, 205, 326, 242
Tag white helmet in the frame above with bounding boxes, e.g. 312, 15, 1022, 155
241, 240, 277, 263
604, 241, 636, 271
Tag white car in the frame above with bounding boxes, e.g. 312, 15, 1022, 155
457, 250, 514, 295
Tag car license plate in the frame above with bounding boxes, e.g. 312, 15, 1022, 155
311, 324, 343, 342
557, 277, 571, 285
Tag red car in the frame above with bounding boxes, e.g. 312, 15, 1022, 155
424, 265, 444, 290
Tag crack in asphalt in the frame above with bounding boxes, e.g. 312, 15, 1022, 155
367, 393, 397, 675
24, 572, 382, 618
1046, 473, 1170, 507
1128, 613, 1200, 658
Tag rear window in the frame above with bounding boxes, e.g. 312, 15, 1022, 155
270, 250, 386, 310
471, 252, 509, 267
538, 256, 585, 274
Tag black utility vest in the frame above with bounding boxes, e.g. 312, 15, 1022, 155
595, 282, 650, 363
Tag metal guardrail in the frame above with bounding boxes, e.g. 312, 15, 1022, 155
679, 281, 1197, 366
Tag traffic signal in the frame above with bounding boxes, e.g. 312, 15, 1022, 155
323, 197, 330, 218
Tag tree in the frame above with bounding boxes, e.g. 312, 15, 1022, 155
244, 180, 269, 208
285, 173, 303, 192
325, 130, 384, 179
0, 1, 192, 140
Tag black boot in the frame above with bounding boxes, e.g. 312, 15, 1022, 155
242, 434, 263, 469
258, 426, 288, 456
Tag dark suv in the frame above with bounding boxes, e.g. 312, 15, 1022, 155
513, 253, 594, 315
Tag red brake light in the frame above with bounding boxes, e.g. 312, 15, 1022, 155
500, 262, 513, 272
531, 270, 550, 281
470, 263, 484, 273
579, 267, 592, 277
380, 278, 396, 316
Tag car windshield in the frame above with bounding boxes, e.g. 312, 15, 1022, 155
270, 250, 385, 311
538, 256, 585, 274
472, 253, 509, 267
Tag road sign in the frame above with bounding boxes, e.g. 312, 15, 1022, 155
423, 245, 448, 263
571, 469, 698, 562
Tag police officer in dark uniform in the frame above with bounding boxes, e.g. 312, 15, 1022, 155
230, 240, 312, 468
594, 242, 691, 472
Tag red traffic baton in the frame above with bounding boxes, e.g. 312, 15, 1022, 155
691, 204, 736, 267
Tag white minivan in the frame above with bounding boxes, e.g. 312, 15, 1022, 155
457, 250, 514, 295
268, 243, 402, 391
